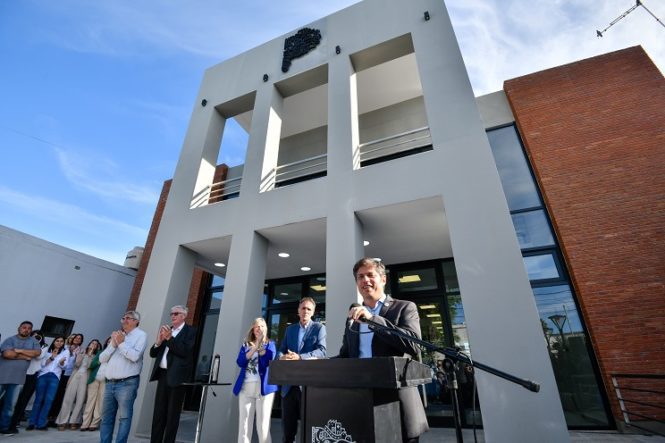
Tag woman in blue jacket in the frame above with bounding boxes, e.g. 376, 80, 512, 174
233, 317, 278, 443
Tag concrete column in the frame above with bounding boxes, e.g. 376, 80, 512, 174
324, 211, 363, 357
327, 54, 359, 176
240, 84, 284, 196
132, 245, 198, 437
199, 228, 269, 443
170, 105, 225, 210
411, 11, 569, 443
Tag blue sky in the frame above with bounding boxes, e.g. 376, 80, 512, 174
1, 0, 663, 265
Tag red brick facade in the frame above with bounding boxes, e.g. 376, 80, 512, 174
504, 46, 665, 422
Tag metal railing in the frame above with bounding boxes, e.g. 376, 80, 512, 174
611, 373, 665, 437
190, 176, 242, 208
274, 153, 327, 186
359, 126, 432, 165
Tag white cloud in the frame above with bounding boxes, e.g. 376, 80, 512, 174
54, 147, 160, 205
0, 185, 147, 239
447, 0, 665, 95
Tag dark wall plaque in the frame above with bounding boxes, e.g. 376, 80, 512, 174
282, 27, 322, 73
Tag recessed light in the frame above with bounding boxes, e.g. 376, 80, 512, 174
278, 252, 290, 258
301, 266, 311, 271
214, 262, 226, 267
363, 240, 370, 246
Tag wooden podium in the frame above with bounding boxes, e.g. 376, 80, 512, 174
269, 357, 431, 443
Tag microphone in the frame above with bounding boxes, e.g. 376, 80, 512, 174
347, 303, 361, 330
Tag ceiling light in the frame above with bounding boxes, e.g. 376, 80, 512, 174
398, 275, 421, 284
420, 304, 436, 309
310, 285, 326, 292
301, 266, 311, 271
363, 240, 370, 246
426, 313, 441, 318
214, 262, 226, 267
278, 252, 290, 258
374, 257, 382, 262
280, 292, 288, 296
431, 321, 442, 325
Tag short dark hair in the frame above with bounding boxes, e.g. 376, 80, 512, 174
352, 257, 386, 278
19, 321, 33, 328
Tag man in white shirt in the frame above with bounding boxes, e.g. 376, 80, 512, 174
99, 310, 147, 443
148, 305, 196, 443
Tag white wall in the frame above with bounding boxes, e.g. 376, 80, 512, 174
0, 225, 136, 344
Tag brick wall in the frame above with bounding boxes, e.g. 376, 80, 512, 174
504, 46, 665, 423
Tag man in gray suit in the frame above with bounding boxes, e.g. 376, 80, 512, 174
339, 258, 429, 443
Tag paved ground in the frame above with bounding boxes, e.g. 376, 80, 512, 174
3, 413, 664, 442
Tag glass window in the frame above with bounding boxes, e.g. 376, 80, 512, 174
307, 276, 327, 304
523, 253, 559, 281
209, 289, 223, 311
211, 275, 225, 288
272, 282, 302, 304
194, 312, 218, 382
512, 210, 555, 249
533, 285, 609, 426
441, 261, 459, 294
396, 267, 438, 292
487, 126, 541, 211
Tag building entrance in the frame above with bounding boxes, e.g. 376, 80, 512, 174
388, 261, 481, 427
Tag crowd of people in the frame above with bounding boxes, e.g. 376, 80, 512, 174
0, 257, 429, 443
0, 325, 111, 435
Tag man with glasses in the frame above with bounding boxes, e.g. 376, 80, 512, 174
148, 305, 196, 443
99, 310, 147, 443
0, 321, 41, 436
339, 257, 429, 443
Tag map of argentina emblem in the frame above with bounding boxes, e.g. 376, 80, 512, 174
282, 27, 322, 73
311, 419, 356, 443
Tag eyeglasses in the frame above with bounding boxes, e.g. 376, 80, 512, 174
121, 316, 137, 321
170, 312, 185, 316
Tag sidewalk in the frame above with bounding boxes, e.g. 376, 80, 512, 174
2, 413, 664, 442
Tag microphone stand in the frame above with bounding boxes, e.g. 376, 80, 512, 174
361, 318, 540, 443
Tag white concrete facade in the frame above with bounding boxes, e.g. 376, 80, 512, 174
0, 224, 135, 344
133, 1, 569, 441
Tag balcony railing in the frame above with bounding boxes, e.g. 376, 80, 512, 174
274, 153, 327, 188
190, 176, 241, 209
359, 126, 432, 166
611, 373, 665, 437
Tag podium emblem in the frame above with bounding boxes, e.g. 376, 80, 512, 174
311, 419, 356, 442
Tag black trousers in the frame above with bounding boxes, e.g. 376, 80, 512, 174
281, 387, 301, 443
150, 369, 186, 443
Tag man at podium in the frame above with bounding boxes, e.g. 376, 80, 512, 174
338, 258, 429, 443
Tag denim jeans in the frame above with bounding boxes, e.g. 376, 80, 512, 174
100, 376, 139, 443
0, 384, 22, 430
29, 373, 60, 428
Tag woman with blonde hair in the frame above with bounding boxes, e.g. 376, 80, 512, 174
232, 318, 278, 443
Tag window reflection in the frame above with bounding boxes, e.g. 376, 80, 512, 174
397, 267, 438, 292
523, 254, 559, 280
272, 283, 302, 304
487, 126, 540, 211
512, 210, 554, 249
533, 285, 609, 426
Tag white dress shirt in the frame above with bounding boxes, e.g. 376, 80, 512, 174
100, 327, 147, 380
159, 323, 183, 369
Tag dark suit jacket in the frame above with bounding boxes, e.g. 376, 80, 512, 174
149, 324, 196, 388
338, 296, 429, 439
277, 321, 326, 397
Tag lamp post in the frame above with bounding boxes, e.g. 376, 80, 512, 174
548, 314, 567, 351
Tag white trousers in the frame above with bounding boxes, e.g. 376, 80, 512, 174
56, 371, 87, 425
237, 381, 275, 443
